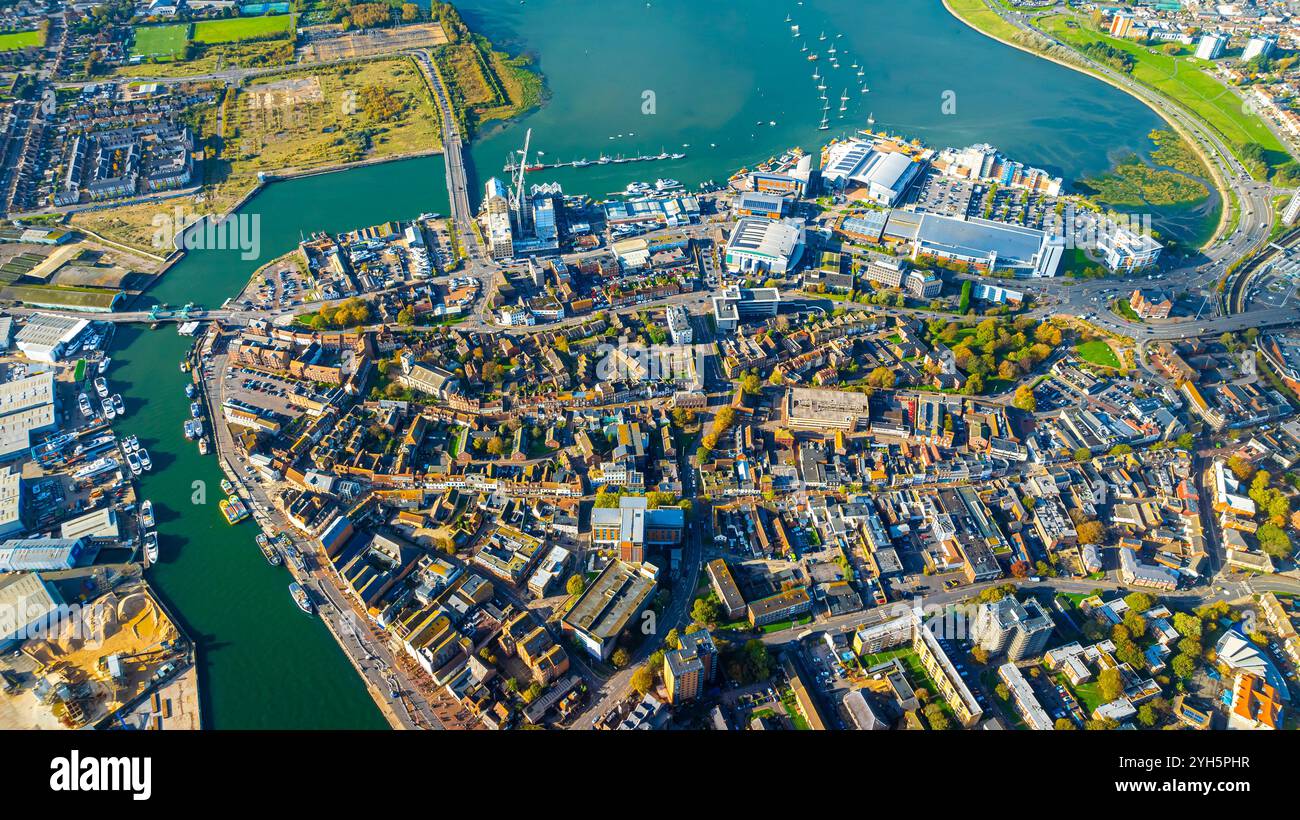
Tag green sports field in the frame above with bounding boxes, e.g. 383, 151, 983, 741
1075, 340, 1121, 369
131, 24, 190, 60
0, 29, 44, 53
191, 15, 293, 45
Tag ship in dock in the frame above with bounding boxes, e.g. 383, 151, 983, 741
256, 533, 282, 567
289, 583, 314, 615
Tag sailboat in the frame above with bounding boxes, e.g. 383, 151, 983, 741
818, 113, 830, 130
819, 30, 826, 40
801, 41, 807, 52
840, 88, 849, 102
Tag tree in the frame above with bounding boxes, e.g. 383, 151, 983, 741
923, 702, 950, 731
1123, 610, 1148, 640
1137, 704, 1158, 728
735, 639, 772, 683
1227, 454, 1255, 481
971, 646, 990, 665
1054, 718, 1076, 730
665, 628, 681, 651
1173, 612, 1203, 642
1073, 447, 1092, 462
611, 648, 631, 669
1076, 520, 1106, 545
1172, 652, 1197, 679
630, 664, 656, 695
1257, 522, 1293, 559
566, 574, 585, 597
691, 596, 721, 627
1012, 384, 1037, 412
397, 305, 415, 326
1010, 560, 1030, 578
739, 373, 763, 397
1123, 592, 1154, 613
866, 366, 896, 389
1098, 667, 1124, 702
486, 436, 507, 456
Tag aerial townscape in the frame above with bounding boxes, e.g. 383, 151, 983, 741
3, 0, 1300, 756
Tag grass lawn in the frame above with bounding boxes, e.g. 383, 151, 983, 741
1036, 12, 1290, 176
760, 615, 812, 634
132, 23, 190, 60
192, 15, 292, 45
1075, 339, 1121, 368
946, 0, 1027, 42
1111, 297, 1141, 322
1059, 672, 1106, 714
0, 28, 44, 52
780, 688, 812, 730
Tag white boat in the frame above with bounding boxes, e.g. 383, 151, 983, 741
141, 499, 155, 528
125, 434, 140, 452
102, 400, 116, 420
144, 531, 159, 565
127, 452, 143, 476
74, 456, 117, 480
139, 449, 152, 471
198, 437, 209, 455
78, 393, 93, 417
97, 358, 111, 375
94, 377, 109, 399
112, 394, 125, 415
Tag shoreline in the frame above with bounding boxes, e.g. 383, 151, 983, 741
941, 0, 1230, 249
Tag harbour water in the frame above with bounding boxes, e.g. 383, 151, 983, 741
111, 1, 1220, 728
460, 0, 1216, 245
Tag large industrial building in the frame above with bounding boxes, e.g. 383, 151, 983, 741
14, 313, 90, 363
560, 559, 659, 660
884, 211, 1063, 278
0, 372, 57, 461
723, 217, 805, 276
820, 139, 925, 206
785, 386, 873, 431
